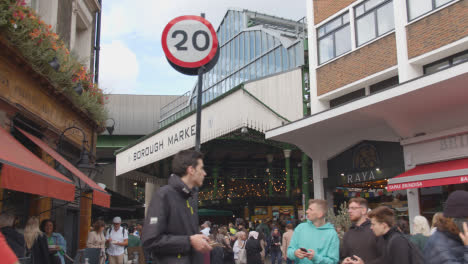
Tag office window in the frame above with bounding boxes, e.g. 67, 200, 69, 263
423, 50, 468, 74
318, 12, 351, 64
369, 76, 399, 93
330, 88, 365, 107
355, 0, 394, 46
408, 0, 456, 21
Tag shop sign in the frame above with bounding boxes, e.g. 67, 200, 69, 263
342, 170, 379, 184
440, 133, 468, 151
0, 62, 92, 147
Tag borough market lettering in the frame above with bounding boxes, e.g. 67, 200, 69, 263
133, 124, 196, 161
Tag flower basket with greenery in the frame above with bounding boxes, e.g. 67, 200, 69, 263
0, 0, 108, 125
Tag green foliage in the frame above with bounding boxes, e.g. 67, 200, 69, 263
0, 0, 108, 125
327, 201, 352, 232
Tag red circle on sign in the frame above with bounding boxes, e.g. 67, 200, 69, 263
162, 15, 219, 69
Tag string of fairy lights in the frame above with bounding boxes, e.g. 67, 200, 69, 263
199, 169, 289, 200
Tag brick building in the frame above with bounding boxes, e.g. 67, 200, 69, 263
267, 0, 468, 229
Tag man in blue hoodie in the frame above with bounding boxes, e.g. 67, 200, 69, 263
287, 199, 339, 264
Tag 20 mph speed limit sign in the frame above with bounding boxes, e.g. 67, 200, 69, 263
162, 15, 219, 75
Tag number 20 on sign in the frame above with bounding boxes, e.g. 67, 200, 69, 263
162, 15, 219, 75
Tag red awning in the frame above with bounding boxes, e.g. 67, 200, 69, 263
387, 158, 468, 191
0, 127, 75, 201
16, 128, 110, 208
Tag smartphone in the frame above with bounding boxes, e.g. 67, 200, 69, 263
300, 248, 308, 253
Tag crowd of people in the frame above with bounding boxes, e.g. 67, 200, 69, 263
194, 192, 468, 264
0, 213, 144, 264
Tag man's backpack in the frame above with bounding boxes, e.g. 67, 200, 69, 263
388, 233, 424, 264
106, 227, 128, 249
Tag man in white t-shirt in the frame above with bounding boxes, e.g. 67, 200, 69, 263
106, 216, 128, 264
200, 221, 211, 237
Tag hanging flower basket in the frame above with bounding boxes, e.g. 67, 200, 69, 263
0, 0, 108, 126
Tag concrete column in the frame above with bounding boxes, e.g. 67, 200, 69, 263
284, 150, 292, 197
306, 0, 329, 115
70, 0, 78, 50
312, 160, 327, 200
407, 188, 420, 231
394, 0, 423, 82
266, 154, 274, 197
145, 181, 160, 217
404, 152, 420, 232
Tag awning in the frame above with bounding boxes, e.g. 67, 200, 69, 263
387, 158, 468, 191
16, 128, 110, 208
0, 127, 75, 201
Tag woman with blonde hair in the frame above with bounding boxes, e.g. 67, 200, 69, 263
24, 217, 50, 264
233, 231, 247, 264
410, 215, 431, 251
86, 220, 106, 264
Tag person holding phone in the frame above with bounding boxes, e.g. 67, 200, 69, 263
287, 199, 339, 264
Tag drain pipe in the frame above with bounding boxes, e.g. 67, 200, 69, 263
94, 0, 102, 84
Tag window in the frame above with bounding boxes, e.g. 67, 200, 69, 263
355, 0, 394, 46
269, 51, 275, 74
239, 34, 244, 67
244, 33, 249, 64
282, 47, 289, 71
250, 32, 255, 61
369, 76, 399, 93
318, 12, 351, 64
423, 50, 468, 74
330, 88, 365, 107
408, 0, 456, 21
255, 31, 261, 59
275, 48, 282, 73
262, 55, 268, 76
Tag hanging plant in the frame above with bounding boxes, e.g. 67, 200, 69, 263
0, 0, 108, 126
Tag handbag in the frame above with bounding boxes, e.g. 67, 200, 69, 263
238, 241, 247, 264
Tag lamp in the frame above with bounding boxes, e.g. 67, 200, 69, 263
73, 83, 83, 95
57, 126, 101, 181
105, 118, 115, 136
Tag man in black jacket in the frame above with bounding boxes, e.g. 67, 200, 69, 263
0, 213, 25, 258
341, 198, 384, 264
142, 150, 212, 263
347, 206, 419, 264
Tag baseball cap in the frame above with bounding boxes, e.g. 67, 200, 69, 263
113, 216, 122, 223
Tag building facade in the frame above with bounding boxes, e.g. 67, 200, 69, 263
0, 0, 108, 257
266, 0, 468, 229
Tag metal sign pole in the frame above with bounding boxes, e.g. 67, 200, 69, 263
195, 66, 203, 152
195, 13, 205, 152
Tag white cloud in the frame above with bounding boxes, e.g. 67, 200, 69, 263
99, 41, 139, 94
99, 0, 306, 95
102, 0, 306, 42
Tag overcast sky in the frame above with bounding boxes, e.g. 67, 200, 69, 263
99, 0, 307, 95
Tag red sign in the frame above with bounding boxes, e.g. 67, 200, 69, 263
387, 175, 468, 191
162, 15, 219, 69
